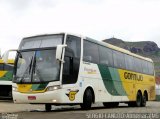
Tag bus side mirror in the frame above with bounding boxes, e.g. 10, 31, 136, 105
56, 45, 67, 62
2, 49, 17, 63
2, 50, 10, 63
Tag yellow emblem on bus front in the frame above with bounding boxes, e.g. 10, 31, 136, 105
69, 91, 77, 101
66, 90, 79, 101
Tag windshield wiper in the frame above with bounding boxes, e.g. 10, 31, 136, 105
29, 57, 33, 74
20, 57, 33, 83
32, 56, 44, 82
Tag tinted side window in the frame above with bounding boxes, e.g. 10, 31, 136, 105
99, 46, 113, 66
142, 61, 149, 74
83, 40, 99, 64
66, 35, 81, 58
148, 62, 154, 75
125, 54, 134, 71
113, 51, 125, 69
133, 58, 142, 73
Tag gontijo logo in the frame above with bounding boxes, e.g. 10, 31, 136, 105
124, 72, 143, 81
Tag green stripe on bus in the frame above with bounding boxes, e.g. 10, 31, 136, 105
98, 65, 126, 96
110, 68, 126, 95
31, 83, 48, 91
0, 71, 13, 81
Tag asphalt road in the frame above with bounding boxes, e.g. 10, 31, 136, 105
0, 101, 160, 119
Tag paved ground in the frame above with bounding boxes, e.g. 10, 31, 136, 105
0, 100, 160, 119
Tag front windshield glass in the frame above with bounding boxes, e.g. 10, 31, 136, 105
14, 49, 60, 83
14, 34, 63, 83
15, 51, 34, 83
32, 50, 60, 82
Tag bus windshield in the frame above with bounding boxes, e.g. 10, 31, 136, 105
14, 49, 60, 83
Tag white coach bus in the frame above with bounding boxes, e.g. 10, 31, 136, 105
10, 33, 155, 111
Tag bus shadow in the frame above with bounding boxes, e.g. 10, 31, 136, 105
0, 98, 13, 103
30, 105, 139, 113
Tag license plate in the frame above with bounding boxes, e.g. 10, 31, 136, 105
28, 96, 36, 100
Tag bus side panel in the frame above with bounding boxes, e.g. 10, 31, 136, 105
98, 65, 129, 102
80, 63, 129, 103
119, 69, 156, 101
79, 62, 101, 102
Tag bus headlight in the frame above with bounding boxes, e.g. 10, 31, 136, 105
12, 86, 18, 92
46, 85, 61, 91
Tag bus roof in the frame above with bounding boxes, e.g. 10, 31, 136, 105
22, 32, 84, 40
21, 32, 153, 63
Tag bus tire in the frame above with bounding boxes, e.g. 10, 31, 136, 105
135, 91, 142, 107
45, 104, 51, 112
128, 92, 142, 107
80, 88, 93, 110
141, 93, 147, 107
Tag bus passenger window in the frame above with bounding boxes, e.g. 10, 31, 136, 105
142, 61, 149, 74
125, 54, 134, 71
99, 46, 113, 66
148, 62, 154, 75
113, 50, 125, 69
83, 40, 99, 64
133, 58, 142, 73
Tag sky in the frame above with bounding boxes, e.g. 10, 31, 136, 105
0, 0, 160, 54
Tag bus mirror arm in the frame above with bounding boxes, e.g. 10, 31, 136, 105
56, 44, 67, 63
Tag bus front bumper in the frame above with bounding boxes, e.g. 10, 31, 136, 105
13, 90, 64, 104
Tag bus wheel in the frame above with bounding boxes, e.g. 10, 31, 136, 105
141, 93, 147, 107
80, 88, 93, 110
45, 104, 51, 112
136, 92, 142, 107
